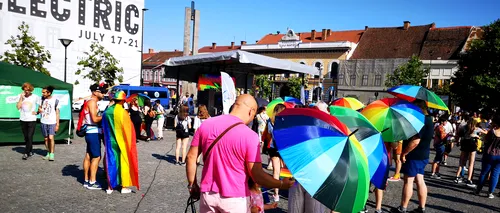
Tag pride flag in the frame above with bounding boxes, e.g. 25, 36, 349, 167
102, 103, 140, 190
198, 74, 236, 91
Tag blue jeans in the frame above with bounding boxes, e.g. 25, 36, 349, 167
477, 154, 500, 193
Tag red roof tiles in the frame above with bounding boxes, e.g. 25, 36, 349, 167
351, 24, 434, 59
419, 27, 472, 60
198, 45, 241, 53
256, 30, 364, 44
142, 53, 156, 61
143, 51, 184, 66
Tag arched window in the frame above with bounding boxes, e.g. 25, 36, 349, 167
314, 62, 322, 78
330, 62, 339, 79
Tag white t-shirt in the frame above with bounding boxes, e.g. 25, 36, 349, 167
40, 97, 60, 125
156, 104, 165, 118
175, 115, 192, 132
19, 94, 40, 122
193, 116, 208, 130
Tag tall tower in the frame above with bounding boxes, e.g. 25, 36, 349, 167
181, 2, 200, 97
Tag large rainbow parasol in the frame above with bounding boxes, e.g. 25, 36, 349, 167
387, 85, 449, 111
273, 108, 369, 212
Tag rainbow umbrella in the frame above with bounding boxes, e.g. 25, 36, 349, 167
329, 106, 389, 189
284, 96, 303, 105
331, 97, 365, 111
274, 108, 369, 213
266, 97, 296, 117
126, 93, 150, 107
361, 98, 425, 142
388, 85, 449, 111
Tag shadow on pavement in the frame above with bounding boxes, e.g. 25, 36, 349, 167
427, 192, 500, 212
152, 154, 177, 164
11, 147, 46, 156
62, 164, 107, 185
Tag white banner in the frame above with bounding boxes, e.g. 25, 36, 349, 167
0, 0, 144, 98
300, 86, 305, 105
221, 72, 236, 115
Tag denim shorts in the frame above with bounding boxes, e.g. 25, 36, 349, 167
41, 124, 56, 137
434, 144, 445, 163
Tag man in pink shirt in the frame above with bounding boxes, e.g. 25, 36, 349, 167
186, 94, 294, 212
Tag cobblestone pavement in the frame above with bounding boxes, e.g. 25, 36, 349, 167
1, 126, 500, 213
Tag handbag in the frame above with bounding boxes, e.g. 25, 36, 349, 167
188, 122, 243, 202
76, 101, 89, 137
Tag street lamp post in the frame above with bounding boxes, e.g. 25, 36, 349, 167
140, 8, 148, 86
317, 64, 323, 101
59, 38, 73, 83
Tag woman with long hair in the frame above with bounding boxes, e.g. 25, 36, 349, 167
142, 99, 155, 141
475, 114, 500, 198
256, 106, 269, 152
267, 104, 286, 202
174, 105, 191, 165
454, 118, 487, 187
193, 104, 210, 165
128, 98, 142, 143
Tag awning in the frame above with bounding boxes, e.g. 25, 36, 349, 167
163, 50, 319, 88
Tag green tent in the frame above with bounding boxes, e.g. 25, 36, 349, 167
0, 61, 74, 143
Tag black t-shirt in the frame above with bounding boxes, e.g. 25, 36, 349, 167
403, 115, 434, 160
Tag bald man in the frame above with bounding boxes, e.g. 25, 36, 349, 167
186, 94, 294, 212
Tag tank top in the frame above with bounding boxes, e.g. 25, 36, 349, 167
83, 100, 101, 134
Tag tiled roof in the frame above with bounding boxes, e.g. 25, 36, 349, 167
351, 24, 433, 59
142, 53, 155, 61
419, 27, 472, 60
143, 51, 184, 66
198, 45, 241, 53
257, 30, 364, 44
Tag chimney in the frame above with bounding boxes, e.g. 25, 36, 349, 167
365, 26, 369, 31
148, 48, 154, 53
230, 41, 235, 49
212, 42, 216, 49
404, 21, 411, 30
431, 22, 436, 29
322, 29, 327, 41
327, 29, 331, 36
311, 30, 316, 41
241, 41, 247, 45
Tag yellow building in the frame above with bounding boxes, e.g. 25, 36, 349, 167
241, 28, 364, 101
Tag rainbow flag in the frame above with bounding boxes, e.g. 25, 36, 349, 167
102, 103, 140, 190
280, 167, 293, 179
198, 74, 236, 91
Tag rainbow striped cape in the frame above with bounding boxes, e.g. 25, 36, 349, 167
102, 103, 140, 190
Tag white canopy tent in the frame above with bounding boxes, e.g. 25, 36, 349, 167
163, 50, 318, 91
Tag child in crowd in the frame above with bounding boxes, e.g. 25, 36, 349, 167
249, 178, 278, 213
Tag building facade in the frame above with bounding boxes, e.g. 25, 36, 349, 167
141, 50, 184, 96
338, 21, 477, 104
241, 28, 364, 101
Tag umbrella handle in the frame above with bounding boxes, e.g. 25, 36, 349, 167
348, 129, 359, 137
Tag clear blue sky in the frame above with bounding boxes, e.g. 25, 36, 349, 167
143, 0, 500, 52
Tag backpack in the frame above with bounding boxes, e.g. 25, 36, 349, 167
176, 117, 187, 134
76, 100, 89, 137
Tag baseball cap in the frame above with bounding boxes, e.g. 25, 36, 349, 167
89, 84, 107, 93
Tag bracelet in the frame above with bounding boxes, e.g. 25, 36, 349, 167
279, 180, 283, 189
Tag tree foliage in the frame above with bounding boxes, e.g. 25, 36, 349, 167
286, 76, 307, 98
451, 19, 500, 111
385, 55, 429, 88
75, 42, 124, 85
254, 75, 273, 99
0, 22, 51, 75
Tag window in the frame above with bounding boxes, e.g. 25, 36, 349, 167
350, 75, 356, 86
432, 79, 439, 88
338, 74, 344, 85
330, 62, 339, 79
421, 79, 428, 87
314, 62, 322, 78
374, 75, 382, 86
284, 73, 290, 78
362, 75, 368, 86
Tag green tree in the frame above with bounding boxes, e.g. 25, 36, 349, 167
286, 76, 307, 98
254, 75, 273, 99
451, 19, 500, 111
75, 42, 124, 85
385, 55, 429, 88
0, 22, 51, 75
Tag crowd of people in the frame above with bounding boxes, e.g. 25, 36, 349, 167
14, 83, 500, 212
